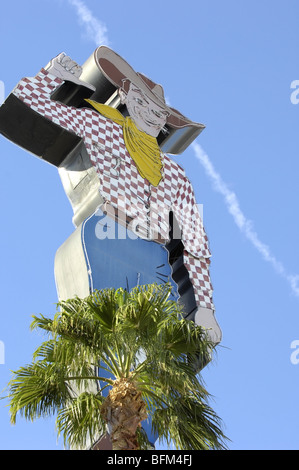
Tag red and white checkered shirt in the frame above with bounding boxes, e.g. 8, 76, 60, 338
13, 69, 214, 311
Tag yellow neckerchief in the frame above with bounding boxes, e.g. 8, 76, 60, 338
85, 100, 163, 187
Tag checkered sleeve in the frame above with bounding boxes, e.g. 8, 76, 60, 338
173, 174, 210, 259
183, 251, 214, 311
12, 68, 106, 145
174, 175, 214, 311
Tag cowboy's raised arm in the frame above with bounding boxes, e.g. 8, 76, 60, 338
12, 53, 96, 139
44, 53, 96, 91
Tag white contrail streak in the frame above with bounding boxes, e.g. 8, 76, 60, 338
68, 0, 110, 46
193, 141, 299, 297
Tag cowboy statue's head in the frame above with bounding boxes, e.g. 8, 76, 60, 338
118, 81, 169, 138
86, 46, 205, 148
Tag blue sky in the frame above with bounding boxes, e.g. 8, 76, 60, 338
0, 0, 299, 450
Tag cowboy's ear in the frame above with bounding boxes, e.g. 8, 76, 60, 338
118, 88, 127, 104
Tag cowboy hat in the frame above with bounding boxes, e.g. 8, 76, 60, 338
92, 46, 205, 132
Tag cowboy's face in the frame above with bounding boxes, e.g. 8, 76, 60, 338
119, 83, 169, 138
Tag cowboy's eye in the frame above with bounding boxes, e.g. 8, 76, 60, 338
152, 110, 163, 118
135, 97, 144, 105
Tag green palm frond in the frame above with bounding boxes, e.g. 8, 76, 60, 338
3, 283, 227, 450
8, 361, 72, 424
153, 394, 226, 451
56, 391, 105, 450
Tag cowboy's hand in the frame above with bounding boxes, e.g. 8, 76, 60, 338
45, 53, 95, 91
194, 306, 222, 345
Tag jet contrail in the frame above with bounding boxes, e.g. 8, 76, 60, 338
67, 0, 110, 46
193, 141, 299, 297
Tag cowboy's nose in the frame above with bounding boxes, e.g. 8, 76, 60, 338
149, 110, 159, 121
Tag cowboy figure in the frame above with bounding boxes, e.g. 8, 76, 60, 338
1, 47, 221, 346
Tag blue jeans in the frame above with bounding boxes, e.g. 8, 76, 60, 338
82, 209, 179, 445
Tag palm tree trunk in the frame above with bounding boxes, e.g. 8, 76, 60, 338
101, 377, 147, 450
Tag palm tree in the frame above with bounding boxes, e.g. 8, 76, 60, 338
4, 283, 227, 450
